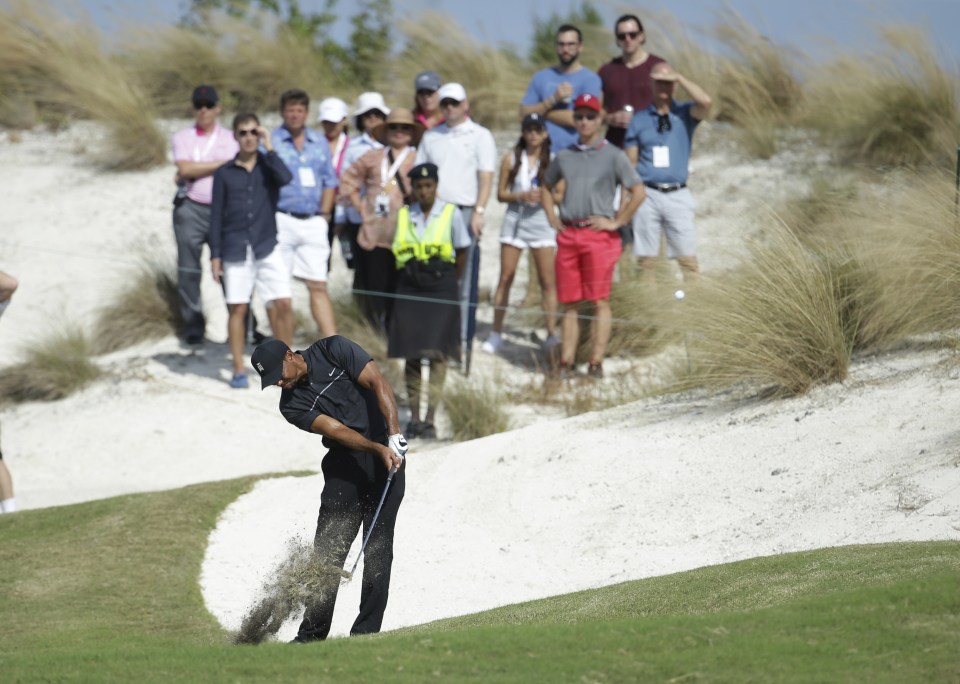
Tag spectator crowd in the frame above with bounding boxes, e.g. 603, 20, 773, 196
167, 12, 712, 439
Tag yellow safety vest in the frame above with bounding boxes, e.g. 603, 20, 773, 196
392, 203, 456, 269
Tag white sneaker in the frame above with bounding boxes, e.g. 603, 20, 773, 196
481, 332, 503, 354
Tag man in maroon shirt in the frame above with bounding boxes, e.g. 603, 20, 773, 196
598, 14, 666, 149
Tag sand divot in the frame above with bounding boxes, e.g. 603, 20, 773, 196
233, 539, 351, 645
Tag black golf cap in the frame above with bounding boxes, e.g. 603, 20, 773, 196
522, 112, 546, 130
251, 338, 289, 390
192, 84, 219, 107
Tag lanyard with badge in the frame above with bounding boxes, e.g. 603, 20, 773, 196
375, 147, 411, 216
193, 126, 219, 162
652, 112, 671, 169
331, 133, 348, 176
298, 150, 318, 188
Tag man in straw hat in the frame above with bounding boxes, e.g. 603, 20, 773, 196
251, 335, 407, 643
338, 108, 424, 331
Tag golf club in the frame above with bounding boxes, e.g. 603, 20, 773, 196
343, 463, 398, 581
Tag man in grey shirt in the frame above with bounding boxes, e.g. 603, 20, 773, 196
542, 93, 645, 379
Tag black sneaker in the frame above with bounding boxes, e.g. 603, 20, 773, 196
587, 362, 604, 379
290, 635, 322, 644
420, 422, 437, 439
406, 420, 423, 438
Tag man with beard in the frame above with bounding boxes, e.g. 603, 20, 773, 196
520, 24, 602, 151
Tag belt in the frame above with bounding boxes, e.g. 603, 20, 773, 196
644, 182, 687, 193
562, 219, 593, 229
279, 209, 318, 220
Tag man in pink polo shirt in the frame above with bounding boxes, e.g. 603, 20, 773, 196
171, 85, 240, 348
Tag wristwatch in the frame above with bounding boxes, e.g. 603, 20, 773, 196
475, 206, 486, 215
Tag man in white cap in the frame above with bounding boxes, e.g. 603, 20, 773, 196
317, 97, 352, 267
337, 93, 390, 274
414, 82, 497, 368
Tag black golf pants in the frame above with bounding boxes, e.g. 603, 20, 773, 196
296, 446, 405, 641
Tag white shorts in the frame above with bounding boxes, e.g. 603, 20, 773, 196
223, 245, 292, 304
276, 211, 331, 282
632, 187, 697, 258
499, 205, 557, 250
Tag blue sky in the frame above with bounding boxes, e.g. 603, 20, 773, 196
78, 0, 960, 66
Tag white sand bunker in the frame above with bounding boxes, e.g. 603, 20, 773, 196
201, 350, 960, 639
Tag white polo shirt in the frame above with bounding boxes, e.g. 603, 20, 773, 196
414, 118, 497, 207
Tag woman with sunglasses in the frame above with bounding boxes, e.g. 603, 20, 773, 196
412, 70, 445, 130
482, 113, 560, 356
339, 109, 425, 331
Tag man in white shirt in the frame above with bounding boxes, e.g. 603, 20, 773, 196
414, 83, 497, 366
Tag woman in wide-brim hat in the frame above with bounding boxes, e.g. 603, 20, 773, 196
338, 107, 424, 331
370, 108, 426, 147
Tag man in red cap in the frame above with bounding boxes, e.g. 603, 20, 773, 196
541, 93, 646, 379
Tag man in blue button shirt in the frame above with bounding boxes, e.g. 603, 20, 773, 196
624, 62, 712, 283
273, 89, 340, 337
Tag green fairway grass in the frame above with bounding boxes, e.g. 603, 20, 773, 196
1, 476, 957, 683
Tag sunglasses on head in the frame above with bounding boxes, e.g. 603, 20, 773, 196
439, 99, 461, 108
616, 30, 641, 41
237, 128, 259, 137
194, 101, 217, 110
573, 112, 598, 121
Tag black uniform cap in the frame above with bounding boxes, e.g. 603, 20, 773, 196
408, 162, 439, 182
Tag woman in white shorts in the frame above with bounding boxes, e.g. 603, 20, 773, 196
483, 113, 559, 354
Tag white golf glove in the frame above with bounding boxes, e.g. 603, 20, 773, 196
388, 433, 408, 460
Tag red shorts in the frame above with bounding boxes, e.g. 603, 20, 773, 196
555, 227, 622, 303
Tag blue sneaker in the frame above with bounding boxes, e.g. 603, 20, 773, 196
229, 372, 249, 389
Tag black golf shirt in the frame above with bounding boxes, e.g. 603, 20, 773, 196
279, 336, 387, 448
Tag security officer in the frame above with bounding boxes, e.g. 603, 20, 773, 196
387, 162, 472, 439
251, 335, 408, 643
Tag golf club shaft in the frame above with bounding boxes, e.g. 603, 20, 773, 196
347, 465, 396, 577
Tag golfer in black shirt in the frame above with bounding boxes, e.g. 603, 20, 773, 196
251, 335, 407, 642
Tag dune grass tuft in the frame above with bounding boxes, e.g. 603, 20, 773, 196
234, 539, 346, 645
92, 259, 183, 354
818, 173, 960, 351
682, 224, 854, 396
124, 13, 345, 116
0, 326, 101, 404
443, 379, 511, 440
0, 0, 166, 169
801, 27, 960, 168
